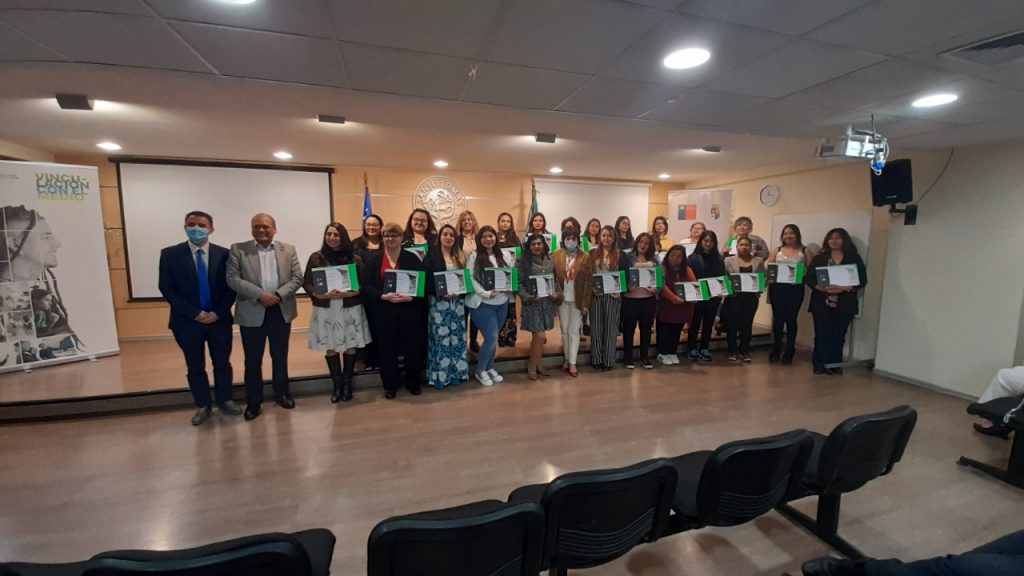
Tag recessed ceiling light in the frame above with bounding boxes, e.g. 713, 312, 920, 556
273, 151, 293, 160
433, 159, 449, 168
701, 146, 722, 153
215, 0, 258, 4
912, 93, 958, 108
535, 132, 557, 144
658, 173, 671, 180
663, 48, 711, 70
317, 114, 346, 125
96, 141, 121, 151
549, 166, 563, 174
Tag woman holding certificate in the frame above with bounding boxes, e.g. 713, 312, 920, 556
466, 226, 511, 386
723, 237, 765, 362
622, 232, 658, 369
424, 224, 469, 390
302, 223, 372, 403
686, 231, 726, 362
361, 222, 426, 399
553, 227, 588, 378
583, 225, 629, 371
496, 212, 520, 349
767, 224, 812, 364
656, 245, 696, 365
806, 228, 867, 376
519, 233, 560, 380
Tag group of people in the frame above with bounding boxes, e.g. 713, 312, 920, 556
159, 209, 867, 425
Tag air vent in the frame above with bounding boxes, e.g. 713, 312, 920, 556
945, 30, 1024, 67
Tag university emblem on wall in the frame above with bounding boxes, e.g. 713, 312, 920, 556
414, 176, 465, 227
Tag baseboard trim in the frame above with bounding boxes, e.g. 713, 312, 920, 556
873, 369, 979, 402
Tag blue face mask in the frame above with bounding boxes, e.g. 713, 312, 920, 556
564, 241, 578, 251
185, 226, 209, 244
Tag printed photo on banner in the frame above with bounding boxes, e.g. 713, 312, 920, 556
668, 189, 732, 247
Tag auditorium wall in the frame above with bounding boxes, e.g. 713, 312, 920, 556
52, 155, 672, 339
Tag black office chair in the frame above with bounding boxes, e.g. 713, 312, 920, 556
508, 458, 677, 576
367, 499, 544, 576
664, 429, 814, 535
2, 529, 335, 576
959, 395, 1024, 489
777, 406, 917, 559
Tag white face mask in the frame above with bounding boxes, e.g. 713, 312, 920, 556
564, 241, 578, 251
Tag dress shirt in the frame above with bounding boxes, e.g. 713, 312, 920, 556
256, 242, 279, 292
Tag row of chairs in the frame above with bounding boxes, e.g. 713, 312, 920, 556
1, 406, 917, 576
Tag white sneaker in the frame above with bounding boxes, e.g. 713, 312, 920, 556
476, 371, 494, 387
669, 354, 681, 364
487, 369, 504, 383
657, 354, 672, 365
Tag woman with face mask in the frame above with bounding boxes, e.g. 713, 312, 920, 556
302, 223, 372, 403
553, 227, 588, 377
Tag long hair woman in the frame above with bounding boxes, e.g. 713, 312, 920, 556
768, 223, 813, 364
302, 222, 372, 403
424, 224, 469, 389
686, 230, 725, 361
466, 225, 511, 386
807, 228, 866, 376
582, 225, 628, 371
496, 212, 520, 348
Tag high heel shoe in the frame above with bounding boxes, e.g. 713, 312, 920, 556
568, 366, 578, 378
527, 363, 538, 380
536, 364, 549, 376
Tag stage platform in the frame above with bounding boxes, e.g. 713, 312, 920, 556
0, 326, 769, 421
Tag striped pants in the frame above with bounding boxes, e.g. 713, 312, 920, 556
590, 295, 621, 368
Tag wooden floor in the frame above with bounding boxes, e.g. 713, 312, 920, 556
0, 326, 766, 403
0, 356, 1021, 575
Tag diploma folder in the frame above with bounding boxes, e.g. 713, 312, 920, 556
433, 269, 473, 297
729, 272, 766, 293
310, 263, 359, 294
383, 269, 425, 297
628, 267, 664, 289
482, 267, 519, 291
815, 264, 860, 287
592, 271, 627, 295
766, 262, 805, 284
674, 281, 709, 301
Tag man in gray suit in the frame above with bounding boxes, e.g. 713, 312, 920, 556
227, 213, 303, 421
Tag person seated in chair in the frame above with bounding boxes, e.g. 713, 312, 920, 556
973, 365, 1024, 438
801, 528, 1024, 575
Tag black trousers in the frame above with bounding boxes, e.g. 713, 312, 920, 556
240, 305, 291, 406
375, 301, 425, 393
621, 296, 656, 362
769, 284, 804, 357
656, 320, 684, 355
688, 299, 720, 351
722, 293, 759, 355
812, 309, 854, 371
172, 321, 233, 408
361, 302, 380, 368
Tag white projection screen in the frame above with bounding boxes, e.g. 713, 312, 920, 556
118, 161, 333, 299
533, 179, 650, 239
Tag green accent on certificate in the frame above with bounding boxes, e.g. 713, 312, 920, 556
767, 262, 805, 284
310, 263, 358, 294
484, 267, 519, 291
674, 281, 709, 301
499, 246, 522, 264
702, 276, 733, 297
433, 269, 473, 297
628, 267, 664, 289
383, 269, 425, 297
528, 274, 557, 298
592, 270, 627, 295
730, 272, 765, 293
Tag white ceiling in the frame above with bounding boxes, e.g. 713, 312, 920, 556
1, 0, 1023, 183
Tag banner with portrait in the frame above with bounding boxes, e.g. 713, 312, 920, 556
0, 161, 118, 373
668, 189, 733, 246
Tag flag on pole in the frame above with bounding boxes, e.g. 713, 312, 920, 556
528, 179, 538, 223
362, 172, 372, 220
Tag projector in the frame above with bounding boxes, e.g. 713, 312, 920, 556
817, 122, 890, 175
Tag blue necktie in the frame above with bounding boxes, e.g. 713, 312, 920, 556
196, 248, 211, 311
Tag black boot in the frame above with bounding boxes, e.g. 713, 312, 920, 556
326, 354, 343, 403
341, 353, 356, 402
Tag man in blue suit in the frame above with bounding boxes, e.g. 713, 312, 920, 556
158, 211, 239, 425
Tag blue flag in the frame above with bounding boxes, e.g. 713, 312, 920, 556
362, 172, 372, 220
528, 179, 538, 222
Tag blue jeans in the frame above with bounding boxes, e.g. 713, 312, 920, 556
866, 529, 1024, 576
470, 302, 508, 373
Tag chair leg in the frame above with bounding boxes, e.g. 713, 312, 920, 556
956, 432, 1024, 489
777, 495, 867, 561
